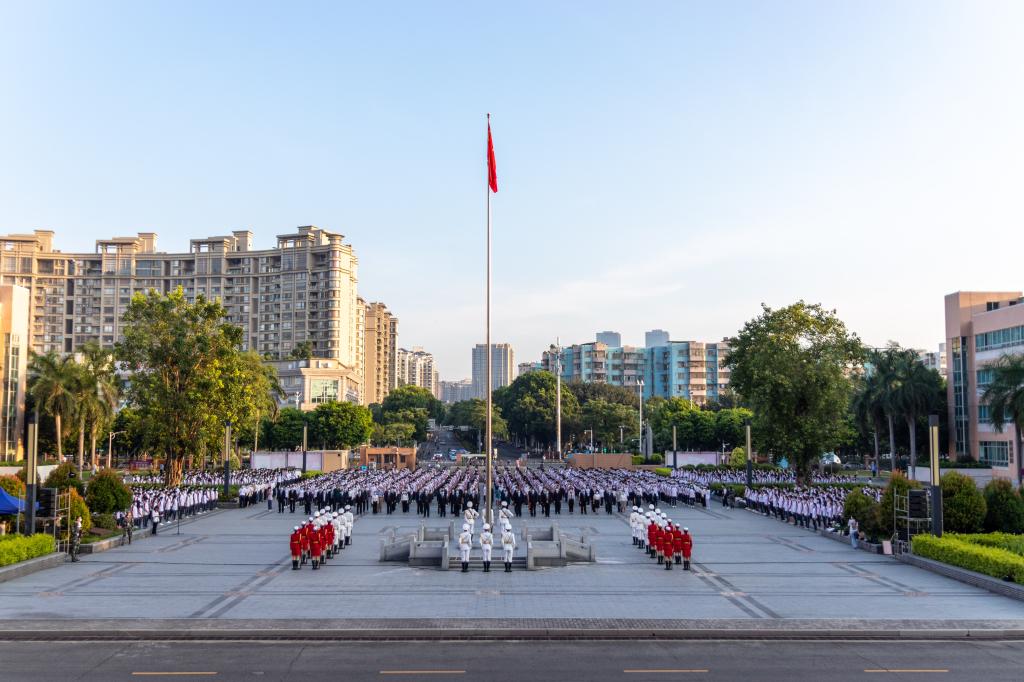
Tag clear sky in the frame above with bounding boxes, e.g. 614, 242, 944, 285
2, 2, 1023, 379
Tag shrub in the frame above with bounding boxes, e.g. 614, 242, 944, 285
91, 512, 118, 530
952, 532, 1024, 557
842, 489, 875, 524
941, 471, 986, 533
878, 471, 920, 537
913, 534, 1024, 583
0, 534, 56, 567
60, 489, 92, 539
301, 471, 323, 479
983, 479, 1024, 534
631, 455, 644, 465
653, 467, 672, 477
647, 454, 664, 464
85, 469, 132, 514
43, 462, 84, 494
0, 474, 25, 498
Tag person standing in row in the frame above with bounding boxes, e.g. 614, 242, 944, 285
479, 523, 494, 573
458, 523, 473, 573
290, 526, 302, 570
501, 523, 516, 573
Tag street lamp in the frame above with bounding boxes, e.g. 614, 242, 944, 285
636, 378, 645, 457
223, 420, 233, 497
744, 418, 753, 487
619, 424, 626, 446
584, 429, 594, 452
107, 431, 126, 469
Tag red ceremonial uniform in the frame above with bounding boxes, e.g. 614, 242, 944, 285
681, 532, 693, 560
289, 530, 301, 559
300, 527, 311, 555
326, 522, 335, 548
672, 528, 684, 557
647, 522, 657, 547
310, 531, 322, 559
662, 526, 673, 558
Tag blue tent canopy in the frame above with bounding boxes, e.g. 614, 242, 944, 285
0, 487, 26, 515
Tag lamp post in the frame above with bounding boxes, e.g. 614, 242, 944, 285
223, 421, 232, 498
929, 414, 943, 537
637, 378, 645, 458
744, 418, 753, 487
107, 430, 126, 469
584, 429, 594, 452
619, 425, 625, 446
555, 339, 562, 460
25, 411, 38, 535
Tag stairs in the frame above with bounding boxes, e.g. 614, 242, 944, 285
447, 554, 528, 570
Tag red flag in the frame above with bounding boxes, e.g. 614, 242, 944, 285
487, 120, 498, 193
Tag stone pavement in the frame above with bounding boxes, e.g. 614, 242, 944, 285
1, 500, 1023, 626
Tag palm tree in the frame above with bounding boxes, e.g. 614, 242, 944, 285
893, 356, 941, 479
980, 353, 1024, 482
851, 373, 885, 471
868, 345, 905, 473
27, 351, 77, 462
73, 342, 120, 472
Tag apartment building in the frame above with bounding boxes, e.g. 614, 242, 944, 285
471, 343, 515, 399
364, 302, 397, 405
536, 331, 730, 406
945, 291, 1024, 481
439, 379, 474, 404
918, 343, 948, 380
0, 286, 28, 461
395, 346, 439, 397
0, 227, 361, 371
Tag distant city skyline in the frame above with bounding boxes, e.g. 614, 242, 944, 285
3, 3, 1023, 378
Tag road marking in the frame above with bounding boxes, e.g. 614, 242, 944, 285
624, 670, 708, 674
380, 671, 466, 676
131, 674, 218, 677
864, 670, 948, 674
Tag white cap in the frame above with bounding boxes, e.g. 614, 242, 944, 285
466, 501, 473, 508
648, 504, 654, 510
502, 501, 508, 507
293, 526, 299, 531
683, 527, 689, 532
345, 505, 351, 511
483, 523, 490, 530
462, 523, 470, 531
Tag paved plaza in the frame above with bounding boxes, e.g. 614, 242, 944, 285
2, 500, 1024, 626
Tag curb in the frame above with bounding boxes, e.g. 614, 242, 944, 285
81, 509, 225, 555
899, 553, 1024, 602
0, 553, 66, 584
1, 627, 1023, 641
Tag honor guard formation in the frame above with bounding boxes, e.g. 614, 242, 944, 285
289, 505, 355, 569
631, 504, 694, 571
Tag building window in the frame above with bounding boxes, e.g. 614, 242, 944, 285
976, 325, 1024, 352
979, 441, 1010, 467
310, 379, 339, 404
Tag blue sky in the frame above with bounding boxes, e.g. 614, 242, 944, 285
2, 2, 1023, 378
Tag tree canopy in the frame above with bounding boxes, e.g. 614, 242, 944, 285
493, 371, 580, 448
725, 301, 863, 481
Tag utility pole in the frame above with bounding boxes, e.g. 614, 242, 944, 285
25, 412, 38, 535
223, 421, 232, 498
637, 379, 645, 457
929, 414, 943, 537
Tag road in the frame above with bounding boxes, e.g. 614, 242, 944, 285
3, 640, 1023, 681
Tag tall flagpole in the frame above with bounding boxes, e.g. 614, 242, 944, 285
555, 338, 561, 460
485, 113, 494, 526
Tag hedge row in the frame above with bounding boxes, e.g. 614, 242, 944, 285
912, 534, 1024, 584
0, 534, 56, 567
708, 482, 870, 495
950, 532, 1024, 558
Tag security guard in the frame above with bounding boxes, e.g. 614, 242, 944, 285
501, 523, 517, 573
480, 523, 494, 573
458, 523, 473, 573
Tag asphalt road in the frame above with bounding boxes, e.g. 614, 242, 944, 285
3, 640, 1024, 681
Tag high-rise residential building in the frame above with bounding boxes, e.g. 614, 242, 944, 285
918, 343, 948, 379
439, 379, 474, 404
645, 329, 670, 348
0, 226, 362, 369
945, 291, 1024, 479
596, 331, 621, 347
471, 343, 515, 399
0, 286, 28, 461
518, 361, 543, 376
364, 301, 397, 405
534, 332, 730, 406
395, 346, 439, 397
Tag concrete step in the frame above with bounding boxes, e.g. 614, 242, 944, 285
447, 557, 527, 569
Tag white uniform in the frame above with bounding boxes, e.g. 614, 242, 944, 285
480, 530, 494, 563
464, 507, 479, 534
458, 530, 473, 563
501, 529, 516, 563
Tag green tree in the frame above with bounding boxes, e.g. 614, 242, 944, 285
84, 469, 132, 514
43, 462, 84, 495
373, 421, 416, 446
725, 302, 863, 482
115, 288, 273, 486
74, 342, 120, 472
0, 474, 25, 498
941, 470, 986, 533
983, 479, 1024, 533
310, 401, 374, 449
261, 407, 307, 451
289, 341, 315, 361
28, 351, 77, 463
445, 398, 508, 444
492, 371, 580, 448
565, 381, 640, 409
728, 447, 746, 467
980, 353, 1024, 471
878, 470, 920, 538
377, 385, 443, 441
580, 399, 638, 450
